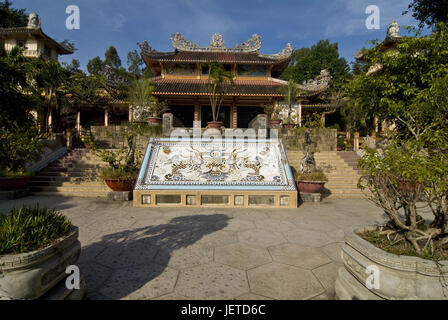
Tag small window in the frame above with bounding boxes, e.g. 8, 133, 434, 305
201, 65, 209, 75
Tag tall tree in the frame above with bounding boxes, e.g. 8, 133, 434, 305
63, 59, 82, 74
104, 46, 121, 69
281, 40, 350, 88
0, 0, 27, 28
87, 56, 104, 75
403, 0, 448, 29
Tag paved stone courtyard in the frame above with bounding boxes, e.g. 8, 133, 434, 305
0, 196, 386, 300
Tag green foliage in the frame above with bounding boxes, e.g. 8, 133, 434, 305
0, 49, 41, 172
127, 49, 151, 77
104, 46, 121, 69
87, 56, 104, 75
403, 0, 448, 29
0, 0, 27, 28
280, 80, 302, 124
281, 40, 350, 89
0, 205, 73, 255
127, 77, 167, 120
100, 166, 139, 180
294, 170, 328, 182
207, 62, 235, 122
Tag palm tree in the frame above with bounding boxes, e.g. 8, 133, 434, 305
281, 80, 301, 125
127, 77, 160, 122
207, 62, 235, 123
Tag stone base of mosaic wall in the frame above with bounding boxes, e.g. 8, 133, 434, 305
90, 126, 337, 151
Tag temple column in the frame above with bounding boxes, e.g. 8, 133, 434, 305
76, 110, 81, 133
194, 103, 200, 122
104, 108, 109, 127
48, 110, 52, 131
321, 113, 326, 128
298, 101, 302, 127
128, 106, 133, 122
232, 97, 238, 128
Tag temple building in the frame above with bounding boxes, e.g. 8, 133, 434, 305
138, 33, 332, 129
0, 12, 73, 61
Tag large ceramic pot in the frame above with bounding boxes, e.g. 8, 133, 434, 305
207, 121, 224, 129
0, 176, 31, 191
148, 117, 162, 125
104, 178, 137, 192
270, 120, 282, 125
335, 226, 448, 300
296, 180, 325, 193
0, 227, 81, 300
282, 123, 294, 129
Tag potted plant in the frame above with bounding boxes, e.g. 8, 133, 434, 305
128, 77, 168, 125
0, 126, 40, 191
336, 142, 448, 300
263, 104, 282, 126
0, 205, 82, 300
280, 80, 301, 128
206, 62, 235, 129
337, 136, 346, 151
294, 170, 328, 193
96, 122, 144, 192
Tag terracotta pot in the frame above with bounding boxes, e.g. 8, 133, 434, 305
283, 123, 294, 129
270, 120, 282, 125
84, 143, 91, 149
207, 121, 224, 129
296, 180, 325, 193
0, 176, 31, 190
104, 178, 137, 192
148, 117, 162, 125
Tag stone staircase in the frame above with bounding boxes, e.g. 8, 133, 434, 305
30, 149, 110, 198
286, 151, 366, 199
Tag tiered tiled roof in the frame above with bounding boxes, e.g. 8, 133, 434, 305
152, 78, 284, 97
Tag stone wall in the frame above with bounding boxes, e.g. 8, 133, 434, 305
281, 128, 337, 151
90, 125, 161, 150
90, 125, 337, 152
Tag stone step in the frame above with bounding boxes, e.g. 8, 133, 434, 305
29, 181, 106, 187
30, 185, 110, 192
30, 191, 108, 198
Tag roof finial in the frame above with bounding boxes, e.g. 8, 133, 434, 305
27, 12, 40, 29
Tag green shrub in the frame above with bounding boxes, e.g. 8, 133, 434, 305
100, 166, 139, 179
0, 205, 73, 255
0, 170, 33, 177
294, 170, 328, 182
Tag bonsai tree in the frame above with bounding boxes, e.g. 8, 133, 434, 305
352, 23, 448, 258
206, 62, 235, 124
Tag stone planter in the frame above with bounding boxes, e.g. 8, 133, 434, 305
296, 180, 325, 193
0, 227, 81, 300
335, 226, 448, 300
207, 121, 224, 129
104, 178, 137, 192
0, 176, 31, 191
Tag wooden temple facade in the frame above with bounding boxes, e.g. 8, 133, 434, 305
138, 33, 332, 128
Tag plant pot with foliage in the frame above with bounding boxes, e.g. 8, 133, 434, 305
95, 123, 144, 193
294, 170, 328, 193
101, 167, 138, 192
0, 205, 82, 300
0, 170, 33, 191
336, 140, 448, 300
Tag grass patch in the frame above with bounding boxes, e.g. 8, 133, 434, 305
359, 230, 448, 262
0, 204, 73, 255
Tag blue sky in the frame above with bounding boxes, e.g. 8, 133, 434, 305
14, 0, 421, 71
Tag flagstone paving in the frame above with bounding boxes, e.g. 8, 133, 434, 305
0, 196, 387, 300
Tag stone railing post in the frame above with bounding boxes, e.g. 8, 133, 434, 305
163, 113, 173, 137
354, 132, 360, 152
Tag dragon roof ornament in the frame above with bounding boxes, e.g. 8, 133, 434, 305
170, 33, 266, 53
259, 43, 294, 60
297, 69, 332, 92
